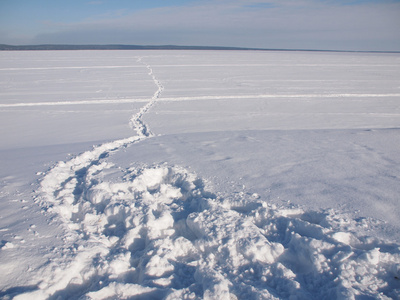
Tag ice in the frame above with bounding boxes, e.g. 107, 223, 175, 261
1, 50, 400, 299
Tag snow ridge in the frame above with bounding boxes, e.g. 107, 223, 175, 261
2, 93, 399, 108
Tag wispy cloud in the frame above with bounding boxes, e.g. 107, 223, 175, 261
23, 0, 400, 50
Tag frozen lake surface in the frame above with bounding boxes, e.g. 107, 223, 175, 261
1, 50, 400, 299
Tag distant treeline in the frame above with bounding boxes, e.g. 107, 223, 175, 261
0, 44, 259, 51
0, 44, 398, 53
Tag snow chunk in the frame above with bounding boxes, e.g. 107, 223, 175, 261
332, 231, 354, 245
360, 248, 380, 265
144, 255, 174, 277
85, 282, 158, 299
1, 241, 15, 250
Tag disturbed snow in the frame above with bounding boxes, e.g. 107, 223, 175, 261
0, 50, 400, 299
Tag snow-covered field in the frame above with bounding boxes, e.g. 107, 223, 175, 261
1, 50, 400, 299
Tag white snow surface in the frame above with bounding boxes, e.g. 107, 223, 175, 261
1, 50, 400, 299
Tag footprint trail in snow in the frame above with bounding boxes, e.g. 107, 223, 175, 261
14, 58, 400, 299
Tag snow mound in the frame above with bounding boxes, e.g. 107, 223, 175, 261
15, 163, 400, 299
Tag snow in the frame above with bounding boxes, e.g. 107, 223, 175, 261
1, 50, 400, 299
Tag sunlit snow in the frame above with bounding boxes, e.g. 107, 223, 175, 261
1, 50, 400, 299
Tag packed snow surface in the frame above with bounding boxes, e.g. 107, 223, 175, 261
1, 50, 400, 299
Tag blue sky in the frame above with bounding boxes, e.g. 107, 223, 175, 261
0, 0, 399, 51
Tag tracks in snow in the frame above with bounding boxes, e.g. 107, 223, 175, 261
28, 164, 400, 299
38, 56, 163, 215
14, 57, 400, 299
129, 58, 164, 137
38, 56, 163, 221
24, 57, 164, 298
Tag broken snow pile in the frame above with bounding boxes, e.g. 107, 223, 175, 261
11, 163, 400, 300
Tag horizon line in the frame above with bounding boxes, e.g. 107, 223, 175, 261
1, 44, 399, 54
